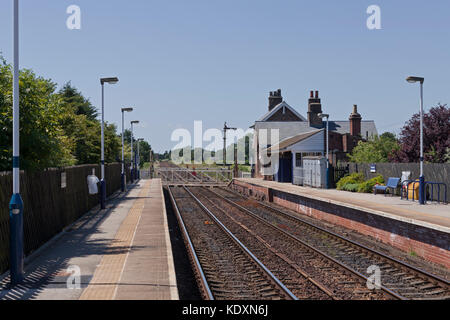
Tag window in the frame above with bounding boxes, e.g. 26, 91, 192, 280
295, 153, 302, 167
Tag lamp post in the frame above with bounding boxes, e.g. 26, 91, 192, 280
318, 113, 330, 189
99, 77, 119, 210
9, 0, 24, 286
130, 120, 139, 182
121, 107, 133, 192
137, 138, 144, 180
223, 122, 237, 167
406, 76, 425, 205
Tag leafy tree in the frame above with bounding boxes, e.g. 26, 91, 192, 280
0, 56, 145, 170
59, 82, 98, 121
0, 61, 75, 171
389, 104, 449, 163
348, 133, 400, 163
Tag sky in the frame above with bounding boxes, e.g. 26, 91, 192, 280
0, 0, 449, 153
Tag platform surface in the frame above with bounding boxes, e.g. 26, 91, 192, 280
0, 179, 178, 300
236, 178, 450, 233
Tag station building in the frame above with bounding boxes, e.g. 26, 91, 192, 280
252, 89, 378, 182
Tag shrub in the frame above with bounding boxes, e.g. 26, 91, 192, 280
357, 175, 385, 193
342, 183, 360, 192
336, 173, 365, 190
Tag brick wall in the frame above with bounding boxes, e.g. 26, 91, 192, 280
231, 180, 450, 268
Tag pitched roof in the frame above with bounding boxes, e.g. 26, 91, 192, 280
265, 129, 323, 153
257, 101, 307, 122
328, 120, 378, 138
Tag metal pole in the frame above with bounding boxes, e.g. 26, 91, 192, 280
10, 0, 24, 286
131, 122, 134, 183
223, 128, 226, 166
100, 83, 106, 209
121, 111, 125, 192
419, 82, 425, 205
137, 140, 140, 180
326, 117, 329, 189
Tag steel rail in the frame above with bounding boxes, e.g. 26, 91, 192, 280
220, 187, 450, 289
207, 187, 404, 300
182, 187, 299, 301
167, 187, 214, 300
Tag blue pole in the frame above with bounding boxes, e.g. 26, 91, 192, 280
10, 0, 24, 286
419, 81, 425, 205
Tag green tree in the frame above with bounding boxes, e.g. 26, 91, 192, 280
0, 61, 75, 171
348, 133, 400, 163
59, 82, 98, 121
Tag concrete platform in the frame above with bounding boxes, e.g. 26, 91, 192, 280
0, 179, 178, 300
232, 178, 450, 268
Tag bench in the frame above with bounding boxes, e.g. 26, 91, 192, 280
373, 177, 400, 197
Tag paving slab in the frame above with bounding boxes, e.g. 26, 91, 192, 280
0, 179, 178, 300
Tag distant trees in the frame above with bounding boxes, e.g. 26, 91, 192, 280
348, 132, 400, 163
389, 104, 449, 163
0, 56, 151, 171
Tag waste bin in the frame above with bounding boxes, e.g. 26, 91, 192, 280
407, 180, 420, 200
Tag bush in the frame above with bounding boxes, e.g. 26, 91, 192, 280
342, 183, 360, 192
336, 173, 365, 190
357, 175, 385, 193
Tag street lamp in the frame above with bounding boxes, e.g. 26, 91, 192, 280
318, 113, 330, 189
100, 77, 119, 210
130, 120, 140, 182
9, 0, 24, 286
406, 76, 425, 205
121, 107, 133, 192
137, 138, 144, 180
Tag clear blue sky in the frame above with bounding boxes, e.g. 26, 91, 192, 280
1, 0, 449, 153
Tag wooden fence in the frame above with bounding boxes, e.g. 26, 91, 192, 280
343, 162, 449, 202
0, 163, 130, 275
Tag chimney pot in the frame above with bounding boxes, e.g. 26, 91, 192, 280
310, 91, 314, 98
268, 89, 283, 111
315, 91, 319, 99
353, 104, 358, 114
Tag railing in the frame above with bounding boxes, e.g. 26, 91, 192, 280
402, 180, 448, 204
240, 172, 252, 179
425, 182, 448, 204
331, 164, 350, 189
156, 168, 233, 185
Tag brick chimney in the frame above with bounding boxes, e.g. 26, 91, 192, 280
307, 90, 323, 127
349, 104, 362, 137
268, 89, 283, 111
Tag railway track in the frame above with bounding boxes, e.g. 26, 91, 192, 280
168, 186, 298, 300
189, 187, 395, 300
211, 186, 450, 300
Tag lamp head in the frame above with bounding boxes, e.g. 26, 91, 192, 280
131, 120, 140, 125
406, 76, 424, 84
121, 107, 134, 112
318, 113, 329, 119
101, 77, 119, 85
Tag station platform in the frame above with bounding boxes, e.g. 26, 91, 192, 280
0, 179, 178, 300
232, 178, 450, 268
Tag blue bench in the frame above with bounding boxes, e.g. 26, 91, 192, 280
373, 177, 400, 197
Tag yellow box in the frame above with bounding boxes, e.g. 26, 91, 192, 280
408, 180, 420, 200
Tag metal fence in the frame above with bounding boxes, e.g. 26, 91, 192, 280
156, 167, 233, 185
0, 163, 127, 275
342, 162, 449, 202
